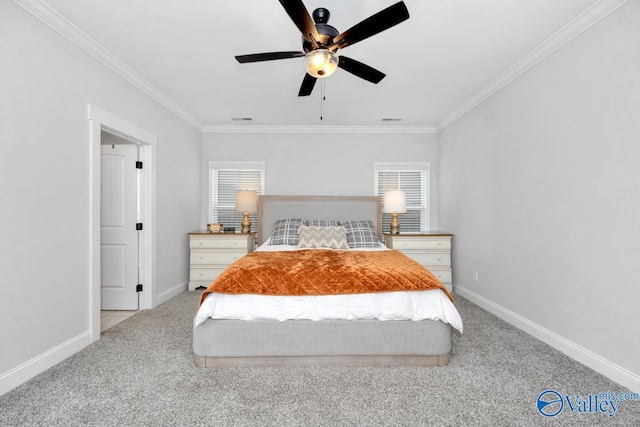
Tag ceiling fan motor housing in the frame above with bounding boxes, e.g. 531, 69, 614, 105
302, 8, 339, 53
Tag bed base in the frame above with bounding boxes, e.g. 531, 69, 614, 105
193, 318, 451, 368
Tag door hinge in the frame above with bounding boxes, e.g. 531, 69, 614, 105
136, 223, 143, 230
136, 161, 143, 169
136, 284, 143, 292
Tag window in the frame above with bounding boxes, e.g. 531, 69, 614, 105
210, 162, 265, 231
375, 162, 430, 233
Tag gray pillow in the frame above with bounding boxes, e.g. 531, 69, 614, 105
269, 218, 305, 245
304, 219, 341, 227
341, 220, 380, 248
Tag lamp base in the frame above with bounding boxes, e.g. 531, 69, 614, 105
390, 212, 400, 235
241, 211, 251, 234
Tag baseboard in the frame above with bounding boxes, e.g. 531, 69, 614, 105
155, 281, 188, 307
455, 286, 640, 393
0, 330, 92, 396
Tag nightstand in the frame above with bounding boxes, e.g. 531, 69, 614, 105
187, 232, 255, 291
384, 232, 453, 293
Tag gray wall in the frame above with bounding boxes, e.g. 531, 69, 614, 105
438, 1, 640, 389
4, 0, 637, 397
0, 1, 200, 393
200, 132, 439, 230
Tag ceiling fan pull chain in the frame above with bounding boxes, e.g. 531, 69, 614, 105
323, 78, 327, 102
320, 79, 324, 120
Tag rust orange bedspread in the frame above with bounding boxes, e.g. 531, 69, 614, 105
199, 249, 452, 306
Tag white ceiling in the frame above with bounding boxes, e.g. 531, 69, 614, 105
35, 0, 606, 129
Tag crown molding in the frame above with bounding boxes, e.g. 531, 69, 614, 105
436, 0, 629, 131
13, 0, 433, 135
13, 0, 203, 131
15, 0, 628, 135
201, 125, 438, 134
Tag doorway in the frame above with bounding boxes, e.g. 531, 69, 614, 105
88, 105, 157, 342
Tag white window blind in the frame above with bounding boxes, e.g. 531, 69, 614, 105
210, 162, 265, 231
375, 163, 430, 233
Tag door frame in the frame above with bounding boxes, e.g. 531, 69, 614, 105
88, 105, 157, 342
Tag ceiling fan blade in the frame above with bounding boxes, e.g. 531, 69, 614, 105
279, 0, 320, 45
235, 51, 305, 63
330, 1, 409, 51
298, 73, 317, 96
338, 56, 386, 84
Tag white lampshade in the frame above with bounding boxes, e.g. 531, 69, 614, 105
383, 190, 407, 213
235, 190, 257, 213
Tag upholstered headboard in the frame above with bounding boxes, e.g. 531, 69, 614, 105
257, 195, 382, 245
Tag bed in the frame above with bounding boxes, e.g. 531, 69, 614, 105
193, 195, 463, 367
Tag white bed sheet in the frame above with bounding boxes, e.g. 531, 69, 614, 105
194, 242, 463, 333
196, 289, 463, 332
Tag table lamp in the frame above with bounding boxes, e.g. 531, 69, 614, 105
235, 190, 257, 233
383, 190, 407, 235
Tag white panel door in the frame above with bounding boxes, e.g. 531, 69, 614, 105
101, 144, 139, 310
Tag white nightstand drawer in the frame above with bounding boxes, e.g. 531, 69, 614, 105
190, 268, 226, 282
190, 251, 245, 265
428, 269, 452, 284
390, 238, 451, 251
404, 252, 451, 267
190, 237, 249, 250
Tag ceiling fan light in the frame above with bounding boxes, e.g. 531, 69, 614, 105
305, 49, 338, 78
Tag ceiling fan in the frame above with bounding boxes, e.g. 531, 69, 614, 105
235, 0, 410, 96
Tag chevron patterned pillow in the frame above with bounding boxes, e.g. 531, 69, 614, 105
297, 226, 349, 250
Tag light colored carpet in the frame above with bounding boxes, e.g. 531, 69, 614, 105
1, 291, 638, 426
